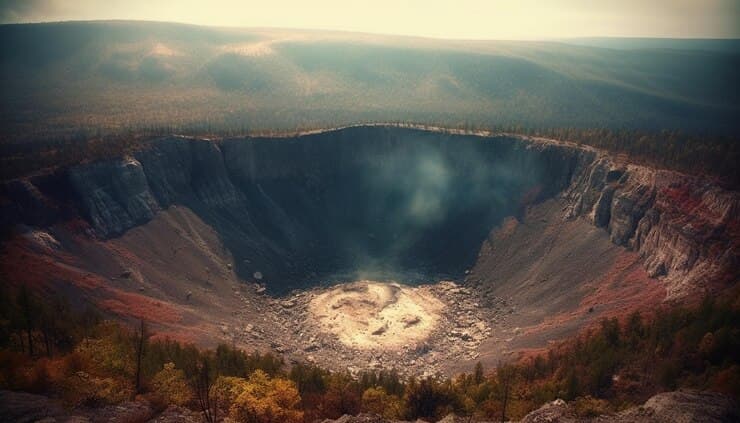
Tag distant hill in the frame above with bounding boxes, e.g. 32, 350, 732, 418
0, 21, 738, 141
558, 37, 740, 52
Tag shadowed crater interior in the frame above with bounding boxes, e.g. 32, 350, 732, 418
172, 127, 580, 293
62, 126, 583, 294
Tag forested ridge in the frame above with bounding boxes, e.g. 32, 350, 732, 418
2, 123, 737, 188
2, 22, 737, 187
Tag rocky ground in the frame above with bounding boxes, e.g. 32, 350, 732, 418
228, 280, 506, 377
5, 389, 735, 422
0, 390, 201, 423
518, 390, 739, 423
308, 281, 445, 350
318, 390, 739, 423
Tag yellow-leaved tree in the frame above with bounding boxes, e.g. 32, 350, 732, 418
228, 370, 303, 423
361, 386, 403, 419
214, 375, 250, 409
151, 362, 192, 406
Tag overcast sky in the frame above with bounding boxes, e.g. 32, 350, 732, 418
1, 0, 738, 39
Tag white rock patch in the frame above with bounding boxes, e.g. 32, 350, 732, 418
309, 281, 444, 349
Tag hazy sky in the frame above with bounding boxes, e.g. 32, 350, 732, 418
1, 0, 739, 39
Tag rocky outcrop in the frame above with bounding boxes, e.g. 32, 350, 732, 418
2, 389, 735, 423
0, 390, 68, 423
320, 391, 740, 422
149, 405, 202, 422
68, 157, 160, 236
318, 391, 739, 422
0, 390, 156, 423
564, 156, 739, 299
520, 390, 739, 422
320, 413, 484, 423
0, 390, 204, 422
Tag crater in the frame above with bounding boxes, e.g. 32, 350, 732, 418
113, 126, 584, 295
8, 125, 706, 375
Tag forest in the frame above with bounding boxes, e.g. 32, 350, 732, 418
1, 281, 738, 422
1, 21, 739, 187
1, 123, 737, 189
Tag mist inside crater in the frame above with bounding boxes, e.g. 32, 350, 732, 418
117, 128, 575, 294
200, 129, 569, 293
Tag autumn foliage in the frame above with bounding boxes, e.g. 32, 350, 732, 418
0, 282, 738, 421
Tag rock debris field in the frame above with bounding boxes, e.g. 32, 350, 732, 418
234, 280, 502, 377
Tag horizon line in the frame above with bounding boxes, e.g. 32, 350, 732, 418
2, 19, 739, 43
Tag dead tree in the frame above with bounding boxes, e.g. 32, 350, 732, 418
134, 319, 147, 395
193, 358, 218, 423
17, 286, 35, 357
497, 361, 514, 423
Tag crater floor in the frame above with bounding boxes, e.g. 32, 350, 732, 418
242, 280, 499, 377
309, 281, 444, 349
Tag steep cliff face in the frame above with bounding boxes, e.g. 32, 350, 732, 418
68, 158, 160, 236
1, 126, 736, 297
564, 155, 739, 298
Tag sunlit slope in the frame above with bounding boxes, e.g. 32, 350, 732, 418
1, 21, 738, 139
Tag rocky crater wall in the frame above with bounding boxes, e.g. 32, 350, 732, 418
1, 126, 736, 297
563, 154, 738, 298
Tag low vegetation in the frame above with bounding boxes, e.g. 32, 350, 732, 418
1, 282, 738, 421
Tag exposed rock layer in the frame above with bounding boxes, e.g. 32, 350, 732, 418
1, 126, 737, 297
563, 155, 738, 298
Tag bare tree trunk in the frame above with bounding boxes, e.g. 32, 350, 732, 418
194, 358, 218, 423
19, 287, 34, 357
134, 319, 146, 395
26, 329, 33, 357
42, 327, 51, 357
501, 384, 509, 423
499, 362, 512, 423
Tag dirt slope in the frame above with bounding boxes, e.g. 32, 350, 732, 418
0, 207, 264, 348
464, 199, 665, 370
